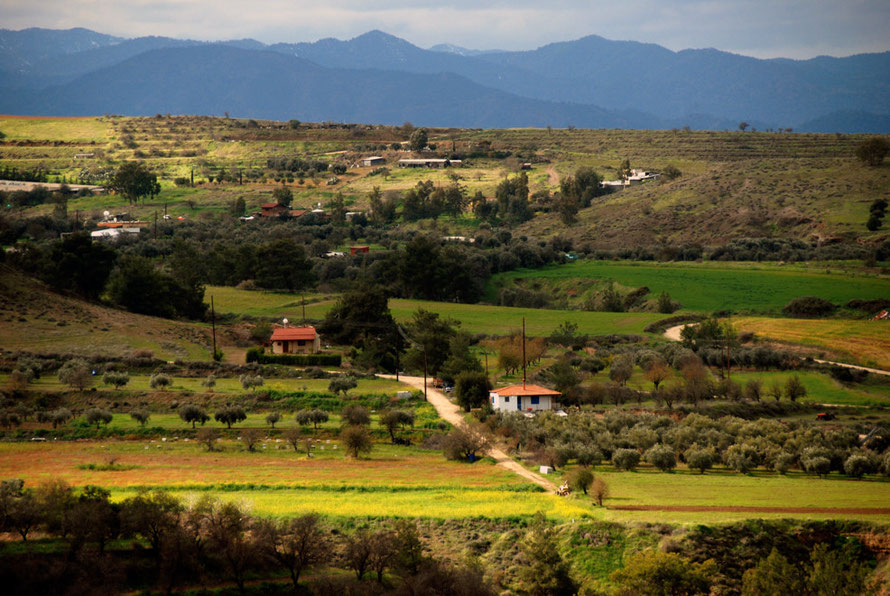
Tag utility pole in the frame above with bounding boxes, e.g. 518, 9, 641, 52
301, 294, 306, 324
423, 347, 428, 402
522, 317, 527, 389
210, 295, 217, 360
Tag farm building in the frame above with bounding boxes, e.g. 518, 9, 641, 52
350, 245, 370, 255
261, 203, 289, 217
361, 156, 386, 167
270, 326, 321, 355
397, 158, 462, 168
600, 169, 661, 191
490, 384, 561, 413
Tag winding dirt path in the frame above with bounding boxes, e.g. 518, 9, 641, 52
662, 324, 890, 377
380, 375, 557, 493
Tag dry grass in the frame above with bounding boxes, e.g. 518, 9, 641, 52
735, 317, 890, 369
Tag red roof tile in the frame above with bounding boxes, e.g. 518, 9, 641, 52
492, 384, 561, 397
261, 203, 279, 209
271, 326, 317, 341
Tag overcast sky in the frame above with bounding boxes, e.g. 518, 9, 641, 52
2, 0, 888, 59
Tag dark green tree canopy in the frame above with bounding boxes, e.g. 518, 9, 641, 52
109, 162, 160, 205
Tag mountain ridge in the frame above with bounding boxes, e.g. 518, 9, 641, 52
1, 27, 888, 132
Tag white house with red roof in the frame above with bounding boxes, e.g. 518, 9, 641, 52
270, 326, 321, 355
490, 383, 561, 413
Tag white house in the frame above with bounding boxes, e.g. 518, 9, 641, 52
490, 384, 561, 413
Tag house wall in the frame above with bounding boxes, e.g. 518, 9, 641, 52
271, 339, 318, 355
490, 393, 553, 412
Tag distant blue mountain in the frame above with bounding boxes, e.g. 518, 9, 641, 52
0, 28, 887, 132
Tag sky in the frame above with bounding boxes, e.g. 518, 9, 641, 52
2, 0, 889, 59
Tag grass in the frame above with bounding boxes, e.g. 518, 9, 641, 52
0, 116, 111, 142
489, 260, 890, 314
735, 317, 890, 370
728, 370, 890, 407
594, 464, 890, 524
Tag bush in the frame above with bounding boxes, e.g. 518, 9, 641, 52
129, 409, 150, 427
612, 448, 641, 471
644, 444, 677, 472
724, 444, 758, 474
775, 452, 796, 475
442, 424, 492, 462
341, 425, 372, 458
340, 404, 370, 426
149, 373, 172, 389
844, 454, 873, 479
804, 456, 832, 477
246, 348, 342, 366
782, 296, 835, 317
684, 448, 713, 474
569, 468, 594, 494
102, 371, 130, 389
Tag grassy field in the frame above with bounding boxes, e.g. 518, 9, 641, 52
488, 260, 890, 314
3, 440, 889, 524
0, 268, 212, 360
735, 317, 890, 369
207, 285, 663, 337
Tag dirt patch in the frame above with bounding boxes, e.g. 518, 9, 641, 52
610, 505, 890, 515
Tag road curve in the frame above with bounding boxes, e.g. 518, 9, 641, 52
662, 324, 890, 377
379, 375, 557, 493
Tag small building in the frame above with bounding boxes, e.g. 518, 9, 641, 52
90, 227, 141, 241
261, 203, 289, 217
350, 245, 370, 255
361, 156, 386, 167
96, 221, 149, 229
270, 326, 321, 355
398, 158, 461, 169
289, 209, 308, 218
600, 169, 660, 191
490, 384, 561, 413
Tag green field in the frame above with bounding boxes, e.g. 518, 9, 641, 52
488, 260, 890, 313
208, 285, 663, 337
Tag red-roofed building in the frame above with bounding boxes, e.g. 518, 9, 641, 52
270, 326, 321, 354
261, 203, 289, 217
350, 245, 370, 255
490, 384, 560, 412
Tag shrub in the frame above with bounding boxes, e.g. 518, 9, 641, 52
442, 424, 492, 462
340, 404, 370, 426
295, 408, 329, 430
569, 468, 594, 494
239, 374, 264, 391
341, 425, 372, 458
804, 456, 832, 477
149, 373, 172, 389
684, 448, 713, 474
215, 406, 247, 428
724, 444, 757, 474
129, 409, 150, 427
644, 444, 677, 472
775, 452, 796, 475
843, 454, 872, 479
612, 448, 641, 471
102, 371, 130, 389
84, 407, 113, 429
247, 349, 342, 366
782, 296, 835, 317
178, 404, 209, 428
329, 375, 357, 397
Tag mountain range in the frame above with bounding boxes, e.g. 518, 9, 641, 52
1, 27, 888, 132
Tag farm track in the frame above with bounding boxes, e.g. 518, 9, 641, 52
380, 375, 557, 493
663, 325, 890, 376
611, 505, 890, 515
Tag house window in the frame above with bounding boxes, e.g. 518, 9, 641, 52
531, 396, 540, 405
504, 396, 510, 403
490, 396, 494, 404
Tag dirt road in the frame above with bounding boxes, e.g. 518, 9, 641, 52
663, 324, 890, 377
380, 375, 557, 493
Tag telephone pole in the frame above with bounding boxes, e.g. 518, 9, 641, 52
210, 295, 217, 360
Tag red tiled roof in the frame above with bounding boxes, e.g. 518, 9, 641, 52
261, 203, 279, 209
271, 326, 317, 341
289, 209, 308, 217
492, 384, 561, 397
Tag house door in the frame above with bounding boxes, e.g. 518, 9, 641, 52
516, 397, 522, 410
